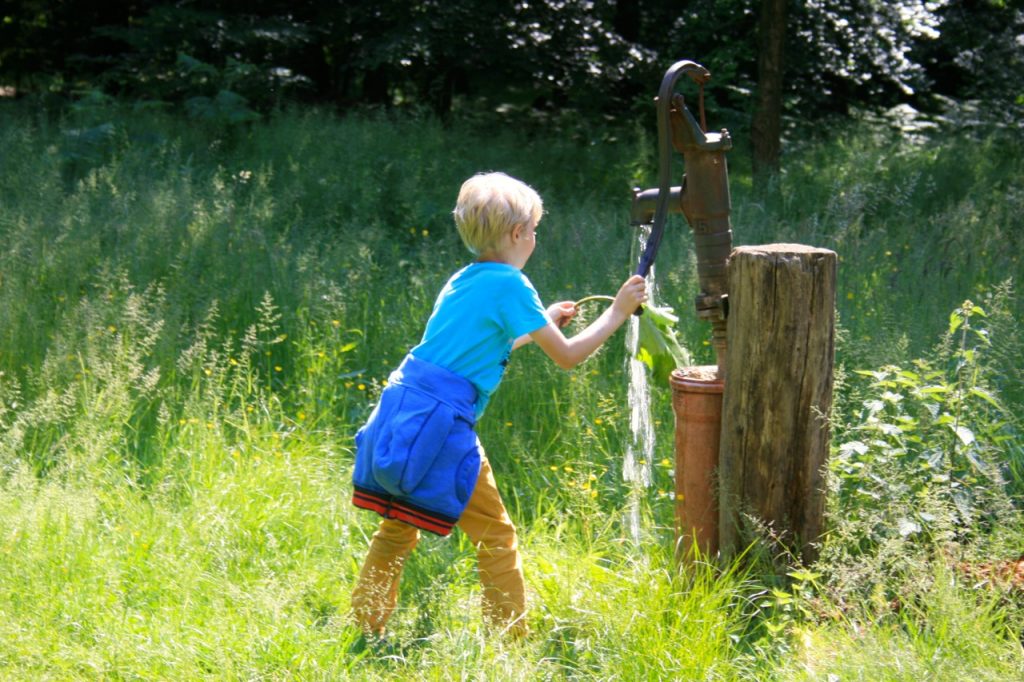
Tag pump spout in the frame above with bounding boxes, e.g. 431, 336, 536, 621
631, 185, 681, 225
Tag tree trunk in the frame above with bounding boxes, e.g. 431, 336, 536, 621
751, 0, 787, 183
718, 244, 836, 564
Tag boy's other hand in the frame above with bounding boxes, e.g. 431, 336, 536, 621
547, 301, 577, 329
613, 275, 648, 317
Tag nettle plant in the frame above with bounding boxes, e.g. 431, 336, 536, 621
831, 299, 1018, 553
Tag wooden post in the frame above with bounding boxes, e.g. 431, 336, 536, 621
718, 244, 836, 563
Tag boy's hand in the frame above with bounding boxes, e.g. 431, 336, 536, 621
613, 275, 648, 317
547, 301, 577, 329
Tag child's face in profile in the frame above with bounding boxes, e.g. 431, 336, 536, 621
508, 219, 538, 269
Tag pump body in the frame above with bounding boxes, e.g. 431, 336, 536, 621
630, 60, 733, 375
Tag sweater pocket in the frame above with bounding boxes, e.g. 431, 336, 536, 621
453, 444, 482, 505
372, 387, 456, 496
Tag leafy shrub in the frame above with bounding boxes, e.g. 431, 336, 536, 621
821, 292, 1022, 600
177, 54, 260, 126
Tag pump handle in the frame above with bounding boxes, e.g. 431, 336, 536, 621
635, 60, 711, 279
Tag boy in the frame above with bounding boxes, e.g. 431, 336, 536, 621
351, 171, 647, 638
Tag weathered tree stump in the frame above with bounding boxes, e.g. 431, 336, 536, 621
718, 244, 836, 563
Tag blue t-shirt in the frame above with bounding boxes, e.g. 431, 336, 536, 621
410, 262, 549, 418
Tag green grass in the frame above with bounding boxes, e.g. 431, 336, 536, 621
0, 99, 1022, 679
780, 562, 1024, 681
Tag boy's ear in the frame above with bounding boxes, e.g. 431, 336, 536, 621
510, 223, 524, 242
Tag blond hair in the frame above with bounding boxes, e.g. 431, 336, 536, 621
452, 172, 544, 255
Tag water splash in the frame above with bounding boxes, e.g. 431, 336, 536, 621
623, 224, 656, 543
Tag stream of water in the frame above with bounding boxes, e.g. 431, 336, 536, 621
624, 224, 656, 543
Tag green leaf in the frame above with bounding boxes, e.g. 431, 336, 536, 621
787, 569, 821, 583
968, 387, 1001, 409
951, 424, 975, 446
636, 303, 692, 385
863, 399, 884, 414
948, 310, 964, 335
176, 52, 218, 77
839, 440, 869, 457
876, 423, 902, 437
642, 303, 679, 328
574, 297, 692, 387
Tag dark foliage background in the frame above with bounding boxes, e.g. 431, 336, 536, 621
2, 0, 1021, 131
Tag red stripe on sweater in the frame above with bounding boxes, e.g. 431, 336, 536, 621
352, 494, 388, 517
352, 489, 455, 536
391, 507, 453, 536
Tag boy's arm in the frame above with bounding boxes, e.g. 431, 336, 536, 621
512, 301, 577, 351
511, 333, 533, 351
529, 275, 647, 369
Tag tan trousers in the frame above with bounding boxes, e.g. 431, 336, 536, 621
350, 452, 526, 636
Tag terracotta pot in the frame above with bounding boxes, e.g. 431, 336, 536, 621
670, 366, 723, 561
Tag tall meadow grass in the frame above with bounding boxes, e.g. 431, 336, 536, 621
0, 99, 1021, 678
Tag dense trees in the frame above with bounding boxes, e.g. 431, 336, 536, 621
1, 1, 1020, 151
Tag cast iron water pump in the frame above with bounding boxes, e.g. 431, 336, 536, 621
631, 60, 733, 376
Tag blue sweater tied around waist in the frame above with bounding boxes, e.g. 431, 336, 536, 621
351, 354, 481, 536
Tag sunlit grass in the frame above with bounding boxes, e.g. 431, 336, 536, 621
780, 563, 1024, 681
0, 100, 1021, 678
